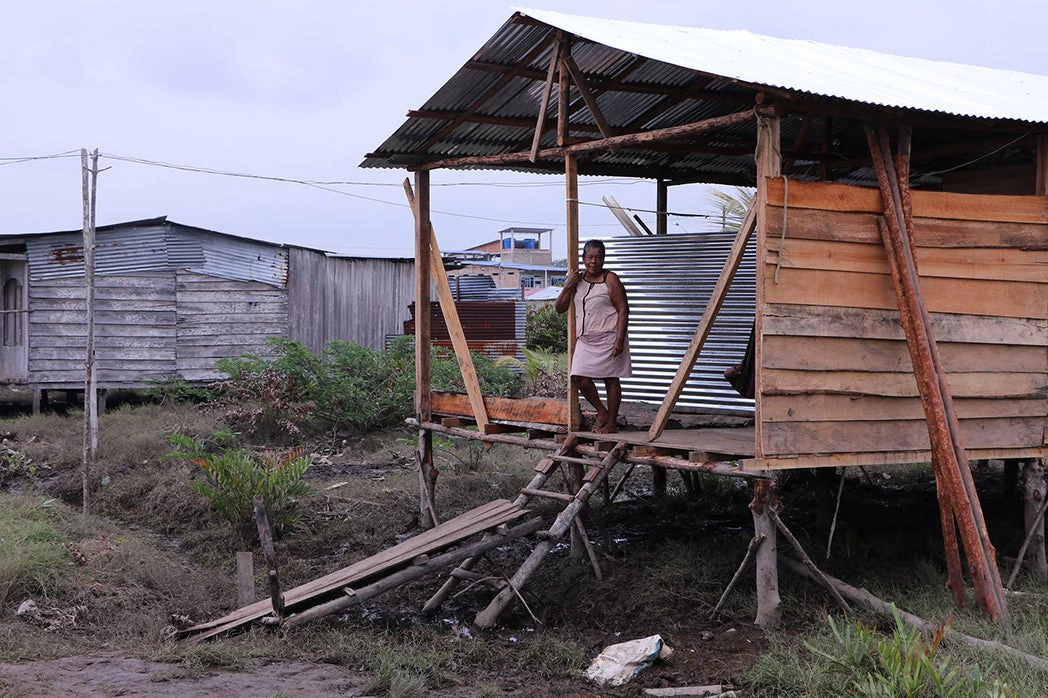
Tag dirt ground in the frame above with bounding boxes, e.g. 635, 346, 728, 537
2, 411, 1030, 697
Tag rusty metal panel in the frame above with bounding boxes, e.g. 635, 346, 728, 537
26, 224, 170, 281
405, 300, 525, 360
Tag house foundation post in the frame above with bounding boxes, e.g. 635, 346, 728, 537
1021, 459, 1047, 578
751, 477, 781, 629
414, 170, 437, 528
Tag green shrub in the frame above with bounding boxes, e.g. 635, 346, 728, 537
210, 336, 520, 437
805, 608, 1020, 698
167, 434, 310, 546
526, 304, 568, 353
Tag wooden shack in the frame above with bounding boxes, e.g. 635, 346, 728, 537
0, 216, 414, 407
363, 9, 1047, 624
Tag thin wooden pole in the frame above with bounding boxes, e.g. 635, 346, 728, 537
530, 41, 560, 163
753, 113, 781, 462
565, 153, 580, 432
414, 170, 437, 528
403, 180, 489, 434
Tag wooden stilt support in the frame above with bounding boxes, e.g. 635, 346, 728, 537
750, 479, 781, 629
768, 505, 851, 616
253, 496, 284, 618
710, 533, 763, 620
1007, 459, 1048, 587
413, 170, 437, 528
474, 442, 627, 629
865, 124, 1007, 621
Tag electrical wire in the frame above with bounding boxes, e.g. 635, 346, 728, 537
0, 150, 81, 167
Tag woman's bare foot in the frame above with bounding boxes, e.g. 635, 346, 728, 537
593, 414, 618, 434
592, 411, 609, 433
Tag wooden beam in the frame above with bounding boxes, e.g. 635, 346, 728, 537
656, 179, 668, 235
557, 36, 571, 147
647, 204, 757, 441
561, 55, 615, 144
431, 391, 567, 425
601, 195, 645, 236
416, 108, 758, 171
1037, 134, 1048, 196
530, 41, 561, 163
404, 180, 489, 435
418, 34, 557, 152
566, 153, 580, 432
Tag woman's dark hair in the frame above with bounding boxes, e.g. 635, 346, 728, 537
583, 239, 605, 255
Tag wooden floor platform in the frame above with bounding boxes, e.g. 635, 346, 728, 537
572, 426, 755, 461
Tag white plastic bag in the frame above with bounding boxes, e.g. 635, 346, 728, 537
584, 634, 669, 686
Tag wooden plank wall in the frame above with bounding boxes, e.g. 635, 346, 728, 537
759, 178, 1048, 465
286, 248, 415, 353
28, 273, 178, 386
176, 272, 288, 382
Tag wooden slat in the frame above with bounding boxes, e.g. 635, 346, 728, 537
766, 237, 1048, 283
743, 445, 1048, 471
431, 391, 567, 426
762, 394, 1048, 423
762, 368, 1045, 399
182, 499, 526, 641
765, 206, 1048, 249
767, 177, 1048, 224
764, 265, 1045, 320
762, 416, 1045, 456
763, 305, 1047, 346
762, 335, 1047, 374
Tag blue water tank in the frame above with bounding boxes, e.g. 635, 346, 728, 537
503, 238, 513, 249
523, 238, 537, 249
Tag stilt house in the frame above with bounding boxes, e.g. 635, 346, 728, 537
360, 9, 1048, 625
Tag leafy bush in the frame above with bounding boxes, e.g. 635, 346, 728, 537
209, 336, 520, 437
526, 304, 568, 353
168, 433, 311, 546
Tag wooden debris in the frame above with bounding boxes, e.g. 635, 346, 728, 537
781, 557, 1048, 672
710, 534, 764, 620
181, 499, 528, 642
253, 497, 284, 618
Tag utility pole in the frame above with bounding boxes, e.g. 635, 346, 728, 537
81, 148, 99, 516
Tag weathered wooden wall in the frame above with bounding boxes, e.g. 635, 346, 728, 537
757, 178, 1048, 468
286, 248, 414, 353
25, 271, 288, 387
28, 273, 179, 386
175, 272, 288, 382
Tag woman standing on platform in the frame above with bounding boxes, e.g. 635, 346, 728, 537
555, 239, 631, 434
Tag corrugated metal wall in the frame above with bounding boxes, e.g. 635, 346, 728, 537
599, 232, 756, 415
286, 248, 415, 352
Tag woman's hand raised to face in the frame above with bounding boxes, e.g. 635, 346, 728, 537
564, 269, 583, 289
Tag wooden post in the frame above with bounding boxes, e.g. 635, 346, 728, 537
565, 153, 580, 432
403, 180, 489, 434
753, 112, 780, 461
656, 179, 668, 235
750, 478, 781, 629
235, 551, 255, 608
1021, 459, 1047, 578
253, 496, 284, 617
1036, 134, 1048, 196
414, 171, 437, 528
80, 148, 99, 516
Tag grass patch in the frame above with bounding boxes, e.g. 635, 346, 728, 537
0, 494, 69, 607
517, 631, 587, 679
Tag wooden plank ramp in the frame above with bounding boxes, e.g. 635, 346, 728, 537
179, 499, 527, 642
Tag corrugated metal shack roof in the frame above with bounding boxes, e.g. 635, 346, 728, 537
362, 8, 1048, 187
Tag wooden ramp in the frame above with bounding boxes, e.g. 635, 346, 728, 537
179, 499, 530, 642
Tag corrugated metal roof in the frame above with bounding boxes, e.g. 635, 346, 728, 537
363, 9, 1047, 186
518, 8, 1048, 123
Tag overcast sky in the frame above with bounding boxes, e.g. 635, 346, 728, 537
3, 0, 1046, 258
